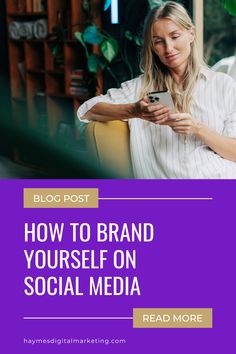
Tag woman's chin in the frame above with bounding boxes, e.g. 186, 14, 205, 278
165, 59, 188, 71
165, 61, 179, 69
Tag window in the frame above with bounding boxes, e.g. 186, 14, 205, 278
204, 0, 236, 68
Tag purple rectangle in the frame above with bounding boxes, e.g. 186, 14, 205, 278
1, 179, 235, 353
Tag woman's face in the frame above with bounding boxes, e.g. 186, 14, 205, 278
152, 18, 194, 73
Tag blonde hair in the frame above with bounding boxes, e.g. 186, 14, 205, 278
140, 1, 203, 113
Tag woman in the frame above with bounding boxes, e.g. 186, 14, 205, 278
77, 1, 236, 179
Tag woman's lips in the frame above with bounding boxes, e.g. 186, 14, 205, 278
166, 54, 178, 61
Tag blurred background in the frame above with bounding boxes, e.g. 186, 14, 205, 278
0, 0, 235, 178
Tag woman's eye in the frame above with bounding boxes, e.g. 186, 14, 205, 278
172, 35, 180, 39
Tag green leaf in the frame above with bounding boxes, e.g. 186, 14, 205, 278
52, 45, 59, 56
75, 31, 85, 46
74, 31, 89, 58
101, 37, 119, 62
104, 0, 111, 11
134, 35, 143, 46
97, 56, 108, 70
148, 0, 164, 9
223, 0, 236, 16
88, 54, 100, 73
87, 54, 108, 73
124, 30, 133, 41
83, 25, 104, 45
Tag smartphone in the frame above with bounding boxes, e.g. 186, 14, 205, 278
147, 90, 175, 112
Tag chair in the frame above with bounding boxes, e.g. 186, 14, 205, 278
85, 120, 133, 178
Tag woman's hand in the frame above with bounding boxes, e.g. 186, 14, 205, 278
133, 99, 170, 123
158, 112, 236, 163
159, 112, 202, 135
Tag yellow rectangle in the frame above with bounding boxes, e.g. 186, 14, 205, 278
133, 308, 212, 328
24, 188, 98, 208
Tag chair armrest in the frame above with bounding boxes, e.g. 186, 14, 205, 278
85, 120, 133, 178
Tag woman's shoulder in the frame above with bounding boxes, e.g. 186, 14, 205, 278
118, 75, 144, 100
120, 75, 144, 89
201, 66, 235, 86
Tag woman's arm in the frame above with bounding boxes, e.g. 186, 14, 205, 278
161, 113, 236, 163
81, 102, 136, 121
195, 122, 236, 163
81, 101, 170, 122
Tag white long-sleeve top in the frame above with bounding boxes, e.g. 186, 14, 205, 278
77, 67, 236, 179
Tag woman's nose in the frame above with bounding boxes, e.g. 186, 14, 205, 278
165, 40, 174, 53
